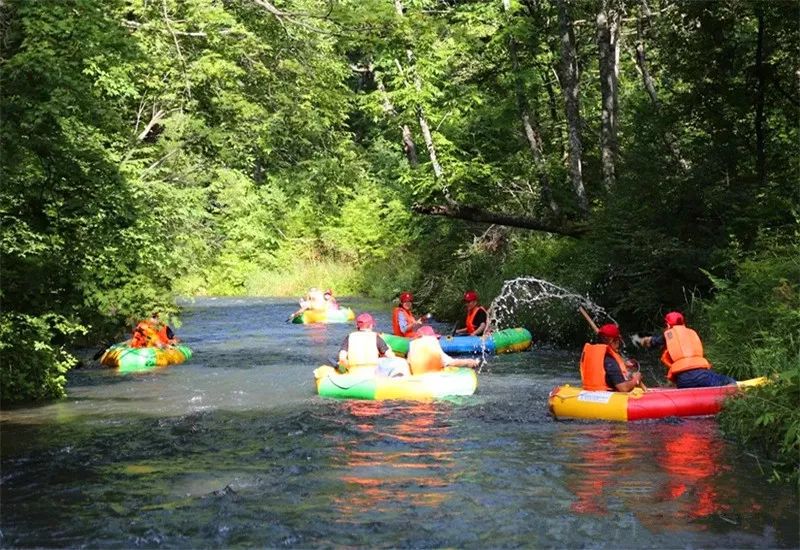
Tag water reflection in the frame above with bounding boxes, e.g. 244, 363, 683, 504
330, 401, 456, 516
562, 420, 781, 534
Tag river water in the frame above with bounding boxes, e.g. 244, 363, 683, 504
1, 297, 797, 548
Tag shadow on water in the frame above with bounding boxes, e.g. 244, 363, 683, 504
1, 296, 797, 548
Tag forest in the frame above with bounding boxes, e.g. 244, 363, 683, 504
1, 0, 798, 481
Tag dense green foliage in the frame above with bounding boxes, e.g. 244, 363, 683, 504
1, 0, 797, 479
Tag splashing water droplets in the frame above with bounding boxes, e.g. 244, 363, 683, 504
486, 277, 613, 334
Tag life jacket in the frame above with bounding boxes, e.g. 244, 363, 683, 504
392, 307, 417, 337
345, 330, 380, 374
407, 336, 444, 375
661, 326, 711, 381
465, 305, 487, 334
579, 343, 629, 391
156, 325, 174, 346
131, 321, 159, 348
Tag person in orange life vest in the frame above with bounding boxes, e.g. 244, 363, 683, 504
131, 312, 175, 349
392, 292, 428, 337
338, 313, 406, 376
637, 311, 736, 389
454, 290, 488, 337
580, 323, 644, 392
407, 325, 481, 375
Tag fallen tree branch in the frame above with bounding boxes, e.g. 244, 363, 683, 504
412, 201, 588, 237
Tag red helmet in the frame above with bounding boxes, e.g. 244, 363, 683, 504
597, 323, 621, 339
355, 313, 374, 328
463, 290, 479, 302
664, 311, 685, 327
399, 292, 413, 303
417, 325, 436, 337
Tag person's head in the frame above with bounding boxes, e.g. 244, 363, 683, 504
355, 312, 374, 330
149, 311, 160, 322
324, 289, 333, 298
597, 323, 622, 348
399, 292, 413, 310
416, 325, 436, 338
463, 290, 479, 308
664, 311, 685, 328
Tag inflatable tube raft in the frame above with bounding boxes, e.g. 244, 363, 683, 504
100, 342, 193, 374
314, 364, 477, 401
381, 327, 532, 356
548, 377, 767, 422
291, 307, 355, 324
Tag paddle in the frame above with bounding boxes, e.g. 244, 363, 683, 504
578, 305, 599, 334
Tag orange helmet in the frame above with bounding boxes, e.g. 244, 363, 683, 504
399, 292, 413, 303
664, 311, 685, 327
463, 290, 479, 302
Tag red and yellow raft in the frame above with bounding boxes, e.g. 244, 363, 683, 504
548, 377, 766, 422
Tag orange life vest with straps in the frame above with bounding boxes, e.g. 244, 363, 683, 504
579, 343, 629, 391
131, 321, 159, 348
407, 336, 444, 375
392, 307, 417, 337
465, 305, 487, 334
661, 326, 711, 382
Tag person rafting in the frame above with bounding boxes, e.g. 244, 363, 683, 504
580, 323, 644, 392
391, 292, 429, 337
323, 289, 339, 310
635, 311, 736, 388
288, 287, 328, 320
407, 325, 482, 375
454, 290, 488, 336
338, 313, 407, 377
131, 312, 175, 349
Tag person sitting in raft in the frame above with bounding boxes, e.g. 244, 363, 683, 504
288, 287, 327, 320
338, 313, 408, 377
580, 323, 644, 392
635, 311, 736, 389
392, 292, 429, 337
407, 325, 482, 375
323, 289, 339, 310
454, 290, 488, 337
131, 312, 176, 349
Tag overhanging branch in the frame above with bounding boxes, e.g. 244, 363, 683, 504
412, 201, 588, 237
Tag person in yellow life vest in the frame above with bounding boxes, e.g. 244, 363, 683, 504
338, 313, 406, 377
407, 326, 482, 375
131, 312, 175, 349
392, 292, 428, 337
636, 311, 736, 389
454, 290, 488, 336
580, 323, 644, 392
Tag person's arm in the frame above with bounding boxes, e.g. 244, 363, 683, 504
376, 335, 395, 358
338, 336, 350, 371
639, 332, 665, 349
397, 313, 409, 335
605, 357, 642, 392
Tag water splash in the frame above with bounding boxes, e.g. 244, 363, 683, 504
486, 276, 613, 333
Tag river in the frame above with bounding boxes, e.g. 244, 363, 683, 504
1, 297, 797, 548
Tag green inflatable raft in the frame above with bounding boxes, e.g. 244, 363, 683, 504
381, 327, 532, 356
100, 342, 193, 374
314, 365, 478, 400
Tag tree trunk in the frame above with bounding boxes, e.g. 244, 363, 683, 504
634, 5, 691, 173
754, 5, 766, 187
509, 37, 560, 216
597, 1, 620, 191
395, 0, 444, 180
374, 67, 419, 167
556, 0, 588, 213
412, 201, 587, 237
